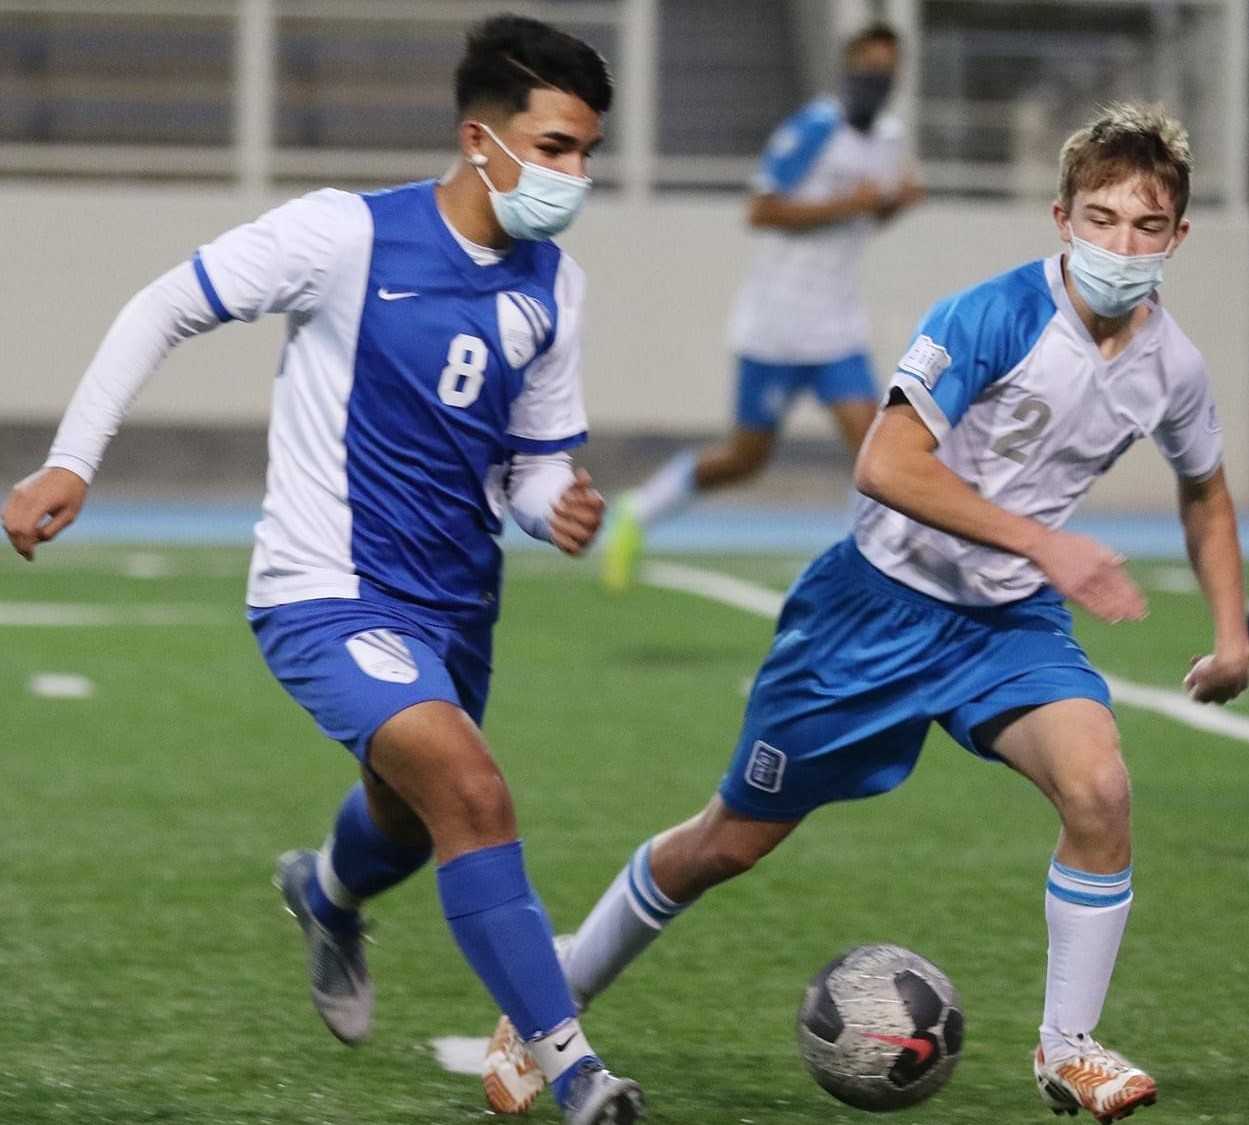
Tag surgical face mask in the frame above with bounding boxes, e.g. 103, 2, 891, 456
1066, 234, 1169, 319
470, 122, 591, 240
842, 72, 893, 131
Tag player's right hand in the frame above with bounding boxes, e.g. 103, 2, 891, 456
3, 466, 88, 561
1028, 530, 1147, 623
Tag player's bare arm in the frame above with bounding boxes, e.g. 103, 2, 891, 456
1174, 467, 1249, 702
855, 403, 1147, 623
747, 183, 889, 230
2, 465, 88, 562
549, 468, 604, 556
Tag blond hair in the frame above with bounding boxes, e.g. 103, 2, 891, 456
1058, 102, 1192, 218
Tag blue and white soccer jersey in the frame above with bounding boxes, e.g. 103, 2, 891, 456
720, 255, 1223, 819
728, 96, 903, 386
858, 255, 1222, 604
191, 181, 588, 758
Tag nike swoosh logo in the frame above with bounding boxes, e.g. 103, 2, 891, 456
378, 288, 419, 301
863, 1032, 936, 1065
554, 1034, 577, 1052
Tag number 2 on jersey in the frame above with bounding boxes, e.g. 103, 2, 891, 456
438, 334, 488, 408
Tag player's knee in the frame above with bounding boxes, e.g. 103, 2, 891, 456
1057, 756, 1131, 835
451, 771, 516, 839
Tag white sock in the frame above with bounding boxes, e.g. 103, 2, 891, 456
563, 840, 693, 1006
626, 450, 698, 527
316, 835, 361, 909
528, 1017, 592, 1083
1040, 857, 1133, 1060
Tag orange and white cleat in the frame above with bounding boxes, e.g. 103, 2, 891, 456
483, 1013, 544, 1115
1034, 1037, 1158, 1123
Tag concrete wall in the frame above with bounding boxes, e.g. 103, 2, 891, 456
2, 183, 1245, 510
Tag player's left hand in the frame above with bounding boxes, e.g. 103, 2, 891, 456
1183, 649, 1249, 704
550, 468, 605, 556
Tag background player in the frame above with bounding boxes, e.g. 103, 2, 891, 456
490, 104, 1247, 1122
2, 16, 644, 1125
600, 22, 924, 590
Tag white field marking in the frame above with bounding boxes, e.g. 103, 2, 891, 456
640, 561, 1249, 746
1144, 565, 1199, 594
430, 1036, 489, 1076
0, 602, 231, 627
28, 673, 95, 699
122, 552, 174, 579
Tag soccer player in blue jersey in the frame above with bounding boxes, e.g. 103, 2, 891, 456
2, 16, 644, 1125
599, 22, 924, 590
486, 104, 1247, 1122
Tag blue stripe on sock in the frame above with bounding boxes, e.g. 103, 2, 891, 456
1046, 879, 1133, 908
626, 862, 672, 927
631, 844, 680, 916
1050, 857, 1132, 885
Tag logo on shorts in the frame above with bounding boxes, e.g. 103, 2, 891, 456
745, 740, 787, 794
345, 629, 419, 684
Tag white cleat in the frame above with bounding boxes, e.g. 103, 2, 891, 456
559, 1059, 646, 1125
1034, 1036, 1158, 1123
483, 1011, 546, 1115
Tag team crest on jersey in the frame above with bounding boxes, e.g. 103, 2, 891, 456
745, 740, 787, 793
497, 291, 553, 369
897, 334, 952, 390
345, 629, 419, 684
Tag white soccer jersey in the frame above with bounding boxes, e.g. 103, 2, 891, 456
728, 97, 905, 364
855, 254, 1223, 605
48, 181, 588, 622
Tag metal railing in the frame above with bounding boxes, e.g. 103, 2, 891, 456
0, 0, 1244, 211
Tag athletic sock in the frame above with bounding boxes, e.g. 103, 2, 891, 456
437, 840, 584, 1076
626, 450, 698, 527
563, 839, 694, 1007
306, 782, 431, 932
1040, 856, 1133, 1060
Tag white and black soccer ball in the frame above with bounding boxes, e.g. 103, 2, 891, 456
797, 943, 964, 1112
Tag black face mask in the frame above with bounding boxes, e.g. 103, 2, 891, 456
842, 72, 893, 131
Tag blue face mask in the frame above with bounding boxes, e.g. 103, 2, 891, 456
1066, 235, 1169, 319
471, 122, 591, 241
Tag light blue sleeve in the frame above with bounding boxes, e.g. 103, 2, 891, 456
888, 262, 1055, 440
754, 99, 840, 195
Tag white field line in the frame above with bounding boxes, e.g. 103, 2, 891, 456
0, 602, 231, 627
28, 673, 95, 699
640, 560, 1249, 746
430, 1036, 489, 1076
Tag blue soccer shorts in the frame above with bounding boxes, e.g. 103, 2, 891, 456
735, 353, 878, 430
249, 596, 492, 763
718, 538, 1111, 820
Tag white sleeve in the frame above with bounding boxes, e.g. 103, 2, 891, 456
194, 188, 362, 323
1153, 352, 1224, 482
505, 253, 589, 454
505, 452, 575, 541
44, 260, 220, 484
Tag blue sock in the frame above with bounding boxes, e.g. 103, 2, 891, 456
436, 840, 576, 1040
307, 783, 431, 932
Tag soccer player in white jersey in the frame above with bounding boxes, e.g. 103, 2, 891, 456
486, 104, 1247, 1122
1, 16, 645, 1125
599, 22, 924, 590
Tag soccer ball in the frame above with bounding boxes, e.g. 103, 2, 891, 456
796, 943, 964, 1111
